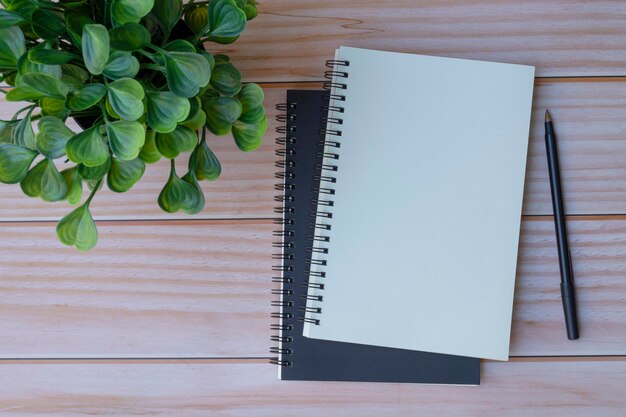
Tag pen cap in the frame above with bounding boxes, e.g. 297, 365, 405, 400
561, 281, 580, 340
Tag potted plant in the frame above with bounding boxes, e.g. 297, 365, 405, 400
0, 0, 266, 250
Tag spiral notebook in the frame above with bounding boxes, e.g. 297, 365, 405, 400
271, 90, 479, 384
303, 47, 535, 361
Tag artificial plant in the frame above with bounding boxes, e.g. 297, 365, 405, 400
0, 0, 266, 250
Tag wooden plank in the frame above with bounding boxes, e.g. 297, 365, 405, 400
0, 359, 624, 416
0, 217, 624, 358
0, 220, 274, 359
511, 217, 626, 356
524, 79, 626, 215
2, 79, 626, 220
214, 0, 626, 81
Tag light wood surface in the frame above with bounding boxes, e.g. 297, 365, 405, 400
0, 360, 624, 417
2, 0, 625, 415
214, 0, 626, 81
0, 218, 624, 358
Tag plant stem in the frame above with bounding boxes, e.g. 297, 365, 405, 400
140, 64, 165, 72
85, 179, 102, 206
137, 49, 157, 61
103, 0, 109, 28
13, 105, 36, 120
170, 158, 176, 177
98, 101, 109, 123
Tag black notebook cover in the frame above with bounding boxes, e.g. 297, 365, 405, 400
271, 90, 480, 384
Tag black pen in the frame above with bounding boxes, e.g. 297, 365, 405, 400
544, 110, 579, 340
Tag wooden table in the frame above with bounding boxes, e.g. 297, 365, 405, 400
1, 1, 625, 415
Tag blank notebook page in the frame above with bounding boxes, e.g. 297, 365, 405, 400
303, 47, 535, 361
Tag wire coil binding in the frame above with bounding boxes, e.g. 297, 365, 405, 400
270, 100, 297, 367
298, 59, 349, 328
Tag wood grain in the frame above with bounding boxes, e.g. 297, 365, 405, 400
213, 0, 626, 81
2, 80, 626, 220
511, 217, 626, 356
0, 217, 624, 358
0, 220, 273, 358
0, 359, 624, 416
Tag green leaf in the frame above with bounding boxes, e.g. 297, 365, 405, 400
146, 91, 190, 133
237, 83, 264, 113
152, 0, 183, 32
61, 64, 89, 90
82, 24, 110, 75
20, 158, 67, 202
19, 158, 46, 197
182, 98, 206, 131
162, 51, 211, 99
191, 140, 221, 181
238, 102, 265, 124
78, 157, 111, 181
139, 130, 161, 164
5, 86, 44, 102
106, 120, 146, 160
155, 125, 198, 159
0, 26, 26, 68
17, 49, 62, 78
232, 113, 267, 151
103, 51, 140, 80
184, 5, 208, 34
243, 3, 258, 20
61, 167, 83, 205
201, 51, 216, 72
56, 204, 98, 251
66, 126, 110, 167
40, 97, 69, 119
0, 121, 15, 144
21, 73, 69, 99
109, 23, 151, 51
181, 171, 205, 214
65, 11, 93, 48
210, 62, 241, 96
158, 161, 202, 214
107, 78, 145, 121
3, 0, 37, 17
202, 96, 242, 135
36, 116, 74, 159
28, 49, 78, 65
12, 112, 36, 150
65, 84, 107, 111
163, 39, 197, 53
107, 157, 145, 193
31, 9, 66, 40
0, 143, 37, 184
105, 97, 121, 119
0, 10, 26, 28
207, 0, 246, 39
111, 0, 155, 25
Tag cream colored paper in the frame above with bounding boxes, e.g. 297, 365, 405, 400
303, 47, 535, 361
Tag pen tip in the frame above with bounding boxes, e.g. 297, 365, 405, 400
545, 110, 552, 122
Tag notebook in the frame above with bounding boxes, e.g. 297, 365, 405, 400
303, 47, 535, 361
270, 90, 480, 384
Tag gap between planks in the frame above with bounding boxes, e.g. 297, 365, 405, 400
0, 214, 625, 227
257, 76, 626, 89
0, 356, 624, 365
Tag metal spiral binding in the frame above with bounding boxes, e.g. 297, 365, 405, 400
270, 100, 297, 368
297, 59, 349, 328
